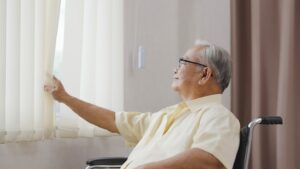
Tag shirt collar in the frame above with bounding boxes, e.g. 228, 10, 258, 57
184, 94, 223, 113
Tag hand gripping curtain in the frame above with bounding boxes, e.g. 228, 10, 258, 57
0, 0, 61, 143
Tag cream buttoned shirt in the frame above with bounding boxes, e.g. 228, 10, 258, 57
115, 94, 240, 169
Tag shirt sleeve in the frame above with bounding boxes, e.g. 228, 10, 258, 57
115, 111, 152, 147
191, 106, 240, 169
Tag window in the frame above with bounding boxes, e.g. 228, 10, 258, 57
0, 0, 123, 143
54, 0, 124, 138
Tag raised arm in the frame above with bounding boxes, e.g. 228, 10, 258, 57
44, 76, 119, 133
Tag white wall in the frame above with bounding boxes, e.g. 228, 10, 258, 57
124, 0, 231, 111
123, 0, 180, 112
0, 136, 131, 169
0, 0, 231, 168
177, 0, 231, 108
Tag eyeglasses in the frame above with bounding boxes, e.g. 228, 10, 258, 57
178, 58, 207, 68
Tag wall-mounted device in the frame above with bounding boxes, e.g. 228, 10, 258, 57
137, 45, 145, 69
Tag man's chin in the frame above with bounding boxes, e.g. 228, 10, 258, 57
171, 83, 179, 92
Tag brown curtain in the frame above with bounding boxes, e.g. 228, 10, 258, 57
231, 0, 300, 169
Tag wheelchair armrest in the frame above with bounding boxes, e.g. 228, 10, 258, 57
86, 157, 127, 166
260, 116, 283, 125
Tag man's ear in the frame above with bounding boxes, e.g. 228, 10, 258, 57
198, 68, 213, 85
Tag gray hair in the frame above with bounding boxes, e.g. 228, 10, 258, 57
197, 43, 232, 92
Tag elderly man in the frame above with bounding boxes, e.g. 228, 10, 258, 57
45, 44, 240, 169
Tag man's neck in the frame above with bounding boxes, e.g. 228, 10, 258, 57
181, 91, 221, 101
180, 86, 222, 101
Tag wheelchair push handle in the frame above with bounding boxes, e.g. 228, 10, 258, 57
260, 116, 283, 125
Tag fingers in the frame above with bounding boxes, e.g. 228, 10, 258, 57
44, 74, 60, 93
44, 84, 56, 93
53, 75, 58, 81
52, 76, 63, 88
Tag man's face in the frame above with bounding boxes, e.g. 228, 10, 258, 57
171, 47, 206, 94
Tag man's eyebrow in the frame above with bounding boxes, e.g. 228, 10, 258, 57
181, 56, 188, 59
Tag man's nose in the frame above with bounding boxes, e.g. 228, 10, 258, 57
173, 68, 178, 74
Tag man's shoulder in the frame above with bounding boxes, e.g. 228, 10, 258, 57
200, 104, 240, 128
204, 103, 230, 112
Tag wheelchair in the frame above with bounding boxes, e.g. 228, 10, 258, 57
85, 116, 283, 169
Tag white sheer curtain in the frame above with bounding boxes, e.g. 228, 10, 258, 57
54, 0, 124, 138
0, 0, 60, 143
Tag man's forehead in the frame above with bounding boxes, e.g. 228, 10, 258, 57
191, 44, 209, 53
184, 45, 208, 60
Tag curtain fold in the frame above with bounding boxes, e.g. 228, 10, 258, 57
54, 0, 124, 138
0, 0, 6, 142
0, 0, 60, 143
231, 0, 300, 168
